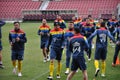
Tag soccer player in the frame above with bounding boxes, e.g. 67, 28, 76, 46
88, 22, 116, 77
72, 16, 80, 28
107, 15, 118, 39
82, 18, 95, 61
66, 27, 89, 80
9, 22, 27, 77
0, 20, 6, 69
56, 15, 66, 29
38, 19, 50, 62
112, 25, 120, 66
64, 21, 74, 75
96, 18, 104, 29
46, 21, 64, 80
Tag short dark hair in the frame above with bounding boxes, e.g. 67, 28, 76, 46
100, 22, 106, 27
14, 21, 20, 25
74, 27, 80, 33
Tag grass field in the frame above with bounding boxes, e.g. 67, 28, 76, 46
0, 22, 120, 80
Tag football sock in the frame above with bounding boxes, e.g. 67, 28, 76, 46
18, 60, 22, 72
94, 60, 99, 69
101, 61, 106, 74
12, 60, 16, 68
49, 61, 54, 76
57, 61, 62, 75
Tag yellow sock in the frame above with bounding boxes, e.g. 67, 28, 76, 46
66, 68, 69, 71
94, 60, 99, 69
12, 60, 16, 68
57, 62, 62, 75
49, 61, 54, 76
18, 60, 22, 73
101, 61, 106, 74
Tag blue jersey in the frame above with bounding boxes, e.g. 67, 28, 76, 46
0, 20, 6, 39
64, 29, 74, 48
82, 23, 95, 38
9, 29, 27, 50
69, 34, 89, 57
113, 27, 120, 41
57, 19, 66, 29
46, 28, 64, 49
88, 28, 115, 47
37, 25, 50, 42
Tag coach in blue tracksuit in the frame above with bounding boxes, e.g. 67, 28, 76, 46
112, 26, 120, 66
64, 21, 74, 75
0, 20, 6, 69
88, 22, 116, 77
67, 27, 89, 80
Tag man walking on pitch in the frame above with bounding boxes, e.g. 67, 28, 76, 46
9, 22, 27, 77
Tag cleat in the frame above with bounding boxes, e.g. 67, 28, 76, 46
101, 74, 105, 77
18, 72, 22, 77
95, 68, 100, 77
65, 69, 69, 75
47, 56, 50, 61
47, 75, 53, 80
56, 74, 61, 79
112, 63, 116, 67
43, 59, 47, 63
13, 66, 17, 74
76, 69, 79, 73
0, 64, 5, 69
88, 58, 91, 61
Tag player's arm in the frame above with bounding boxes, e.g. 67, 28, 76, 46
0, 20, 6, 27
18, 33, 27, 43
37, 29, 41, 35
88, 30, 97, 41
107, 31, 116, 43
84, 37, 89, 51
68, 39, 73, 52
62, 20, 66, 29
45, 34, 52, 48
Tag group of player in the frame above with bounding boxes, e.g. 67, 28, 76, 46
0, 14, 120, 79
38, 15, 120, 80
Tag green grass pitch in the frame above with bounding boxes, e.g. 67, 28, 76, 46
0, 22, 120, 80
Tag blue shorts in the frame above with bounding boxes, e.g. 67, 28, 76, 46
71, 56, 86, 71
50, 47, 63, 60
0, 40, 2, 51
95, 46, 107, 60
40, 42, 46, 49
11, 50, 24, 60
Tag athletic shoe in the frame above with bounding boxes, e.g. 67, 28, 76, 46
112, 63, 116, 67
47, 56, 50, 61
101, 74, 105, 77
95, 68, 100, 77
13, 66, 17, 74
65, 69, 69, 75
56, 74, 61, 79
88, 58, 91, 61
76, 69, 79, 73
47, 75, 53, 80
43, 59, 47, 63
0, 64, 5, 69
18, 72, 22, 77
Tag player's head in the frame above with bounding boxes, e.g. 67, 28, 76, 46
56, 15, 61, 20
112, 15, 116, 19
14, 21, 20, 32
54, 20, 60, 30
72, 16, 77, 21
74, 27, 80, 34
100, 22, 106, 28
68, 21, 74, 30
88, 15, 92, 19
86, 18, 90, 24
98, 18, 103, 23
42, 19, 47, 25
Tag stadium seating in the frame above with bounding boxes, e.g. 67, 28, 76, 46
0, 1, 41, 20
47, 0, 120, 19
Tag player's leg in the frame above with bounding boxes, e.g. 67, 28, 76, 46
101, 48, 107, 77
47, 48, 56, 79
112, 45, 120, 66
65, 49, 71, 74
94, 47, 101, 77
0, 40, 4, 69
56, 48, 63, 79
82, 70, 88, 80
17, 50, 24, 77
87, 40, 92, 61
11, 50, 17, 74
66, 71, 76, 80
41, 43, 47, 62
